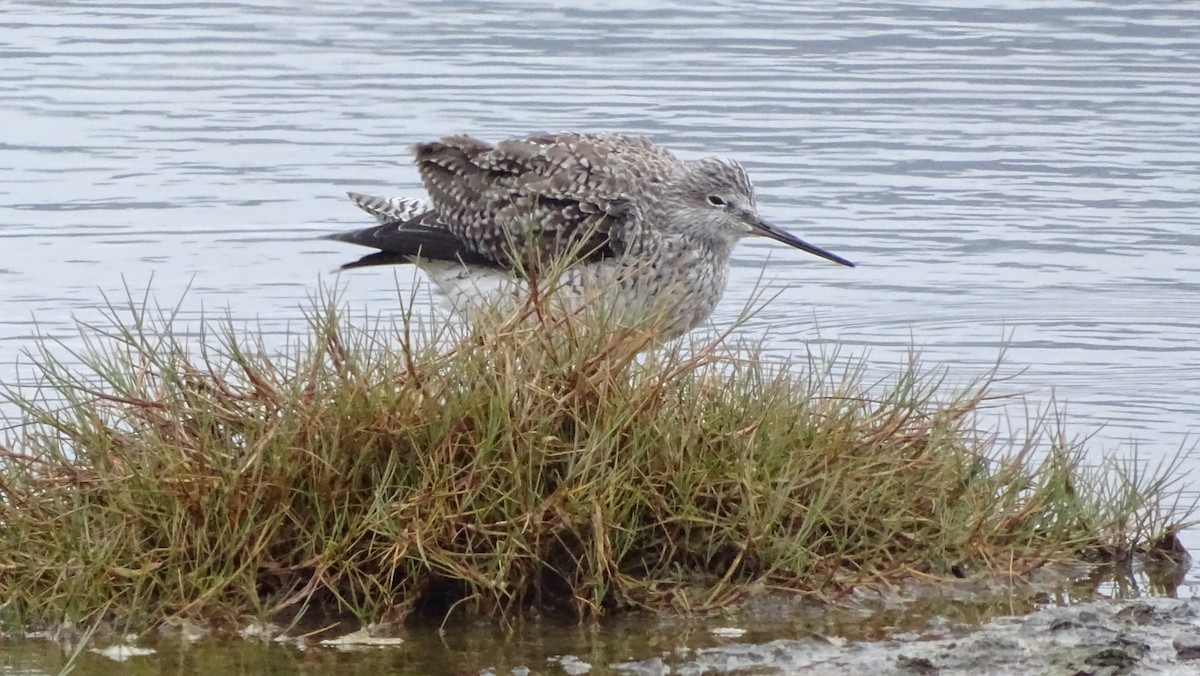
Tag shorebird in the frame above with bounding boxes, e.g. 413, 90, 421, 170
325, 133, 854, 339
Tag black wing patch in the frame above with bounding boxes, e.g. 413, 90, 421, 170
324, 211, 501, 270
327, 204, 630, 271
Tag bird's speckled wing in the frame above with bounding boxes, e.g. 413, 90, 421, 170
414, 133, 678, 269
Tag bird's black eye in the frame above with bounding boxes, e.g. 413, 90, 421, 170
706, 195, 726, 207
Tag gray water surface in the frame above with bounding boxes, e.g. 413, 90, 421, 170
3, 0, 1200, 671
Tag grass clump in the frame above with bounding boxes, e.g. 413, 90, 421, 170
0, 284, 1192, 632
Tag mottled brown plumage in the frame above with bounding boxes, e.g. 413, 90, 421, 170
325, 133, 854, 338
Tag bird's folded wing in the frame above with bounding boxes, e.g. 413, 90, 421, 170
413, 134, 669, 269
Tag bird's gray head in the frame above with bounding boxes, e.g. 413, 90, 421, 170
666, 157, 855, 268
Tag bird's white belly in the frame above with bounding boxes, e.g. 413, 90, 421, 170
415, 256, 726, 339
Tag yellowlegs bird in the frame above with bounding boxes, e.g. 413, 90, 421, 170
325, 133, 854, 339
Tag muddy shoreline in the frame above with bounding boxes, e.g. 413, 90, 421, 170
616, 597, 1200, 675
7, 565, 1197, 674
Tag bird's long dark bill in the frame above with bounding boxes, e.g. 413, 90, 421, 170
750, 217, 856, 267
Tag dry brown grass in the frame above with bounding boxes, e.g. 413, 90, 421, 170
0, 284, 1191, 632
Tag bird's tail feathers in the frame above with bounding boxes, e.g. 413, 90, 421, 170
346, 191, 428, 225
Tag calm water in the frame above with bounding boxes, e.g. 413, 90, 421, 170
2, 0, 1199, 672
